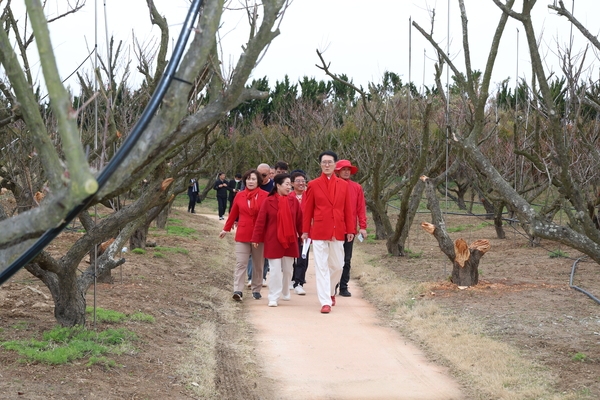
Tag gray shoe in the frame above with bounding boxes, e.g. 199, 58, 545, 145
233, 291, 243, 302
252, 292, 262, 300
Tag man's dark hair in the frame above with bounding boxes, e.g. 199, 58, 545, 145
269, 173, 291, 196
234, 173, 242, 179
318, 150, 338, 162
290, 171, 306, 182
274, 160, 289, 171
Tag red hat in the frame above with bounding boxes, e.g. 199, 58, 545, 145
335, 159, 358, 174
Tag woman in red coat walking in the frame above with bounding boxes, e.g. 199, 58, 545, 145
219, 170, 268, 302
252, 174, 303, 307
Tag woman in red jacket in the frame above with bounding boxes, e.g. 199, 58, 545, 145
252, 174, 303, 307
219, 170, 268, 302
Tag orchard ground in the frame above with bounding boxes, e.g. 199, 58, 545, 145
0, 193, 599, 399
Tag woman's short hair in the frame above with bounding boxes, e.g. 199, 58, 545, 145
242, 169, 259, 185
269, 173, 291, 196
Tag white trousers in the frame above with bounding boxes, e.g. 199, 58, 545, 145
267, 257, 293, 302
312, 239, 344, 306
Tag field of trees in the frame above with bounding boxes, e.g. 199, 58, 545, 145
0, 1, 598, 396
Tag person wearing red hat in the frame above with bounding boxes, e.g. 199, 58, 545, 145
334, 159, 368, 297
301, 151, 355, 314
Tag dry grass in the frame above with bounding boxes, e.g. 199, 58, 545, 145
352, 249, 578, 400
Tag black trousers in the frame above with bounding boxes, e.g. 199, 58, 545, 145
188, 193, 198, 212
339, 237, 354, 290
217, 196, 227, 217
292, 239, 309, 287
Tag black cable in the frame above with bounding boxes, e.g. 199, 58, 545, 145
569, 256, 600, 305
0, 0, 203, 285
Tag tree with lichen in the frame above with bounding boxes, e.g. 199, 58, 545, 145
0, 0, 291, 326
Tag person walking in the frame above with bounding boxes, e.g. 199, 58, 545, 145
252, 174, 303, 307
228, 173, 242, 213
301, 151, 355, 314
213, 172, 229, 220
334, 160, 368, 297
219, 170, 269, 301
187, 178, 199, 213
289, 170, 309, 295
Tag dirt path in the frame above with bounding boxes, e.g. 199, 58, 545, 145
206, 214, 464, 399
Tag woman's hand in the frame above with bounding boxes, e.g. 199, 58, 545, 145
252, 242, 259, 248
219, 230, 227, 239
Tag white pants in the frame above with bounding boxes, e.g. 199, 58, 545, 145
312, 239, 344, 306
267, 257, 293, 302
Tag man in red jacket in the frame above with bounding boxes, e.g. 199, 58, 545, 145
302, 151, 355, 314
334, 160, 368, 297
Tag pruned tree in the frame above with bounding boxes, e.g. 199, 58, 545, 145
0, 0, 291, 326
413, 0, 600, 268
421, 176, 490, 287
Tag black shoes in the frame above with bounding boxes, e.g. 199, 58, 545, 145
252, 292, 262, 300
233, 291, 243, 302
339, 288, 352, 297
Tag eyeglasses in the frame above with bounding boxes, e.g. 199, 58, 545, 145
320, 160, 335, 165
261, 173, 268, 177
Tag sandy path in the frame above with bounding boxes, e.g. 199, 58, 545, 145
246, 264, 464, 399
204, 213, 463, 399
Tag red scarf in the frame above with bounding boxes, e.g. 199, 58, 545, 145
277, 195, 296, 249
246, 187, 260, 217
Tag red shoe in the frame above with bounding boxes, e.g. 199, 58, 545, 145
331, 296, 336, 306
320, 305, 331, 313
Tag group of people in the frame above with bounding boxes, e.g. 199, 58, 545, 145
218, 151, 367, 314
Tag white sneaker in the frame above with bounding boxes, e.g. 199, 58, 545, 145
247, 280, 251, 288
268, 301, 278, 307
281, 295, 291, 301
262, 279, 267, 287
289, 282, 294, 290
294, 285, 306, 295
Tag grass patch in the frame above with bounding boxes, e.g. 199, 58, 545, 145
153, 252, 165, 258
1, 325, 136, 365
11, 321, 28, 330
166, 225, 196, 237
168, 218, 183, 225
129, 312, 155, 323
86, 307, 155, 324
132, 248, 146, 255
405, 248, 423, 259
549, 249, 569, 258
86, 307, 127, 323
154, 246, 189, 255
446, 222, 488, 233
572, 352, 587, 362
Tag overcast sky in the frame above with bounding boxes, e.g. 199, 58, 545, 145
10, 0, 600, 94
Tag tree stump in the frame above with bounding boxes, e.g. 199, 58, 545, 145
420, 176, 491, 287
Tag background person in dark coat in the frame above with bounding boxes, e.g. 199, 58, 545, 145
228, 173, 242, 213
213, 172, 229, 220
187, 178, 199, 213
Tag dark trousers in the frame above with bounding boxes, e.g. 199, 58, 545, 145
247, 256, 269, 280
188, 193, 197, 212
339, 237, 354, 290
292, 239, 309, 287
217, 196, 227, 217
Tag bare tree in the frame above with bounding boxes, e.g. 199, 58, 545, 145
0, 0, 290, 326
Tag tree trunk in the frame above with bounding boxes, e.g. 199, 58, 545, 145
494, 202, 506, 239
421, 176, 490, 288
387, 180, 425, 256
156, 202, 170, 229
130, 225, 149, 250
369, 202, 392, 240
54, 272, 86, 327
451, 251, 483, 286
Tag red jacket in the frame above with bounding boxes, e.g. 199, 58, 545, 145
302, 173, 356, 240
252, 194, 303, 259
346, 179, 367, 231
223, 189, 268, 242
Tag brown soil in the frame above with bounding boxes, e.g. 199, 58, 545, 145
359, 214, 600, 398
0, 208, 599, 398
